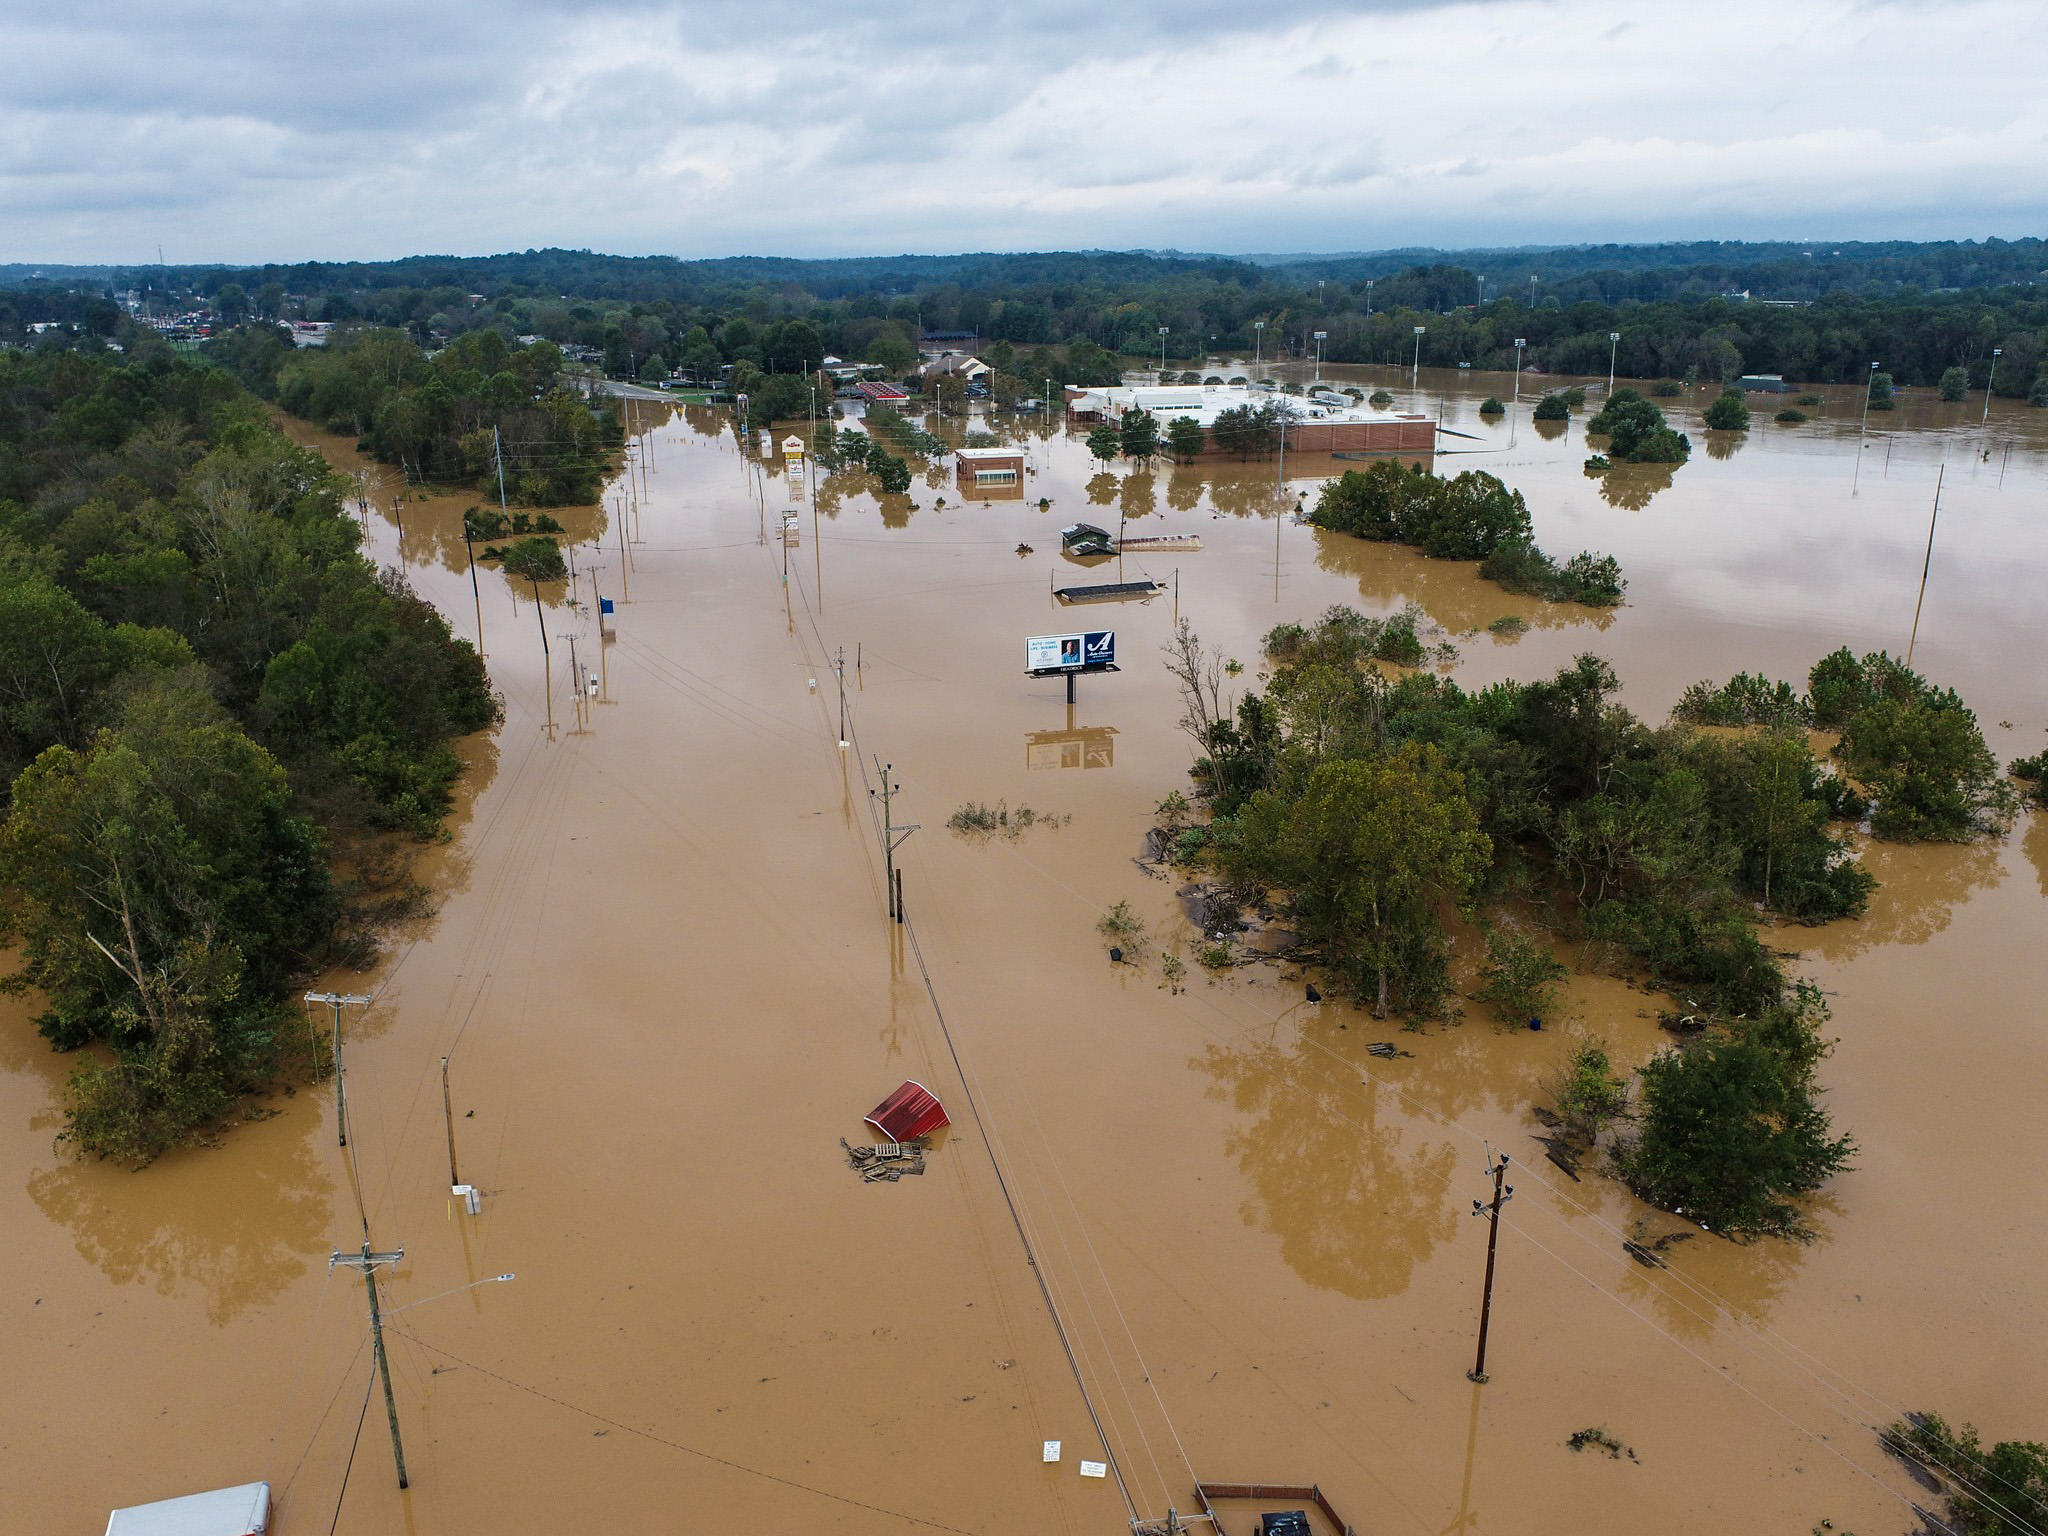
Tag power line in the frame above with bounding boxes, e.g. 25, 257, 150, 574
387, 1330, 978, 1535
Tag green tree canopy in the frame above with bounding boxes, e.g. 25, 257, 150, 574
1233, 744, 1490, 1017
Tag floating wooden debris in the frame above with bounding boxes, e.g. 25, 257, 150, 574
841, 1137, 929, 1182
1365, 1042, 1414, 1060
1113, 534, 1202, 553
1054, 580, 1163, 604
1622, 1219, 1697, 1269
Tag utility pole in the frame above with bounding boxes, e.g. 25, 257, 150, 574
440, 1056, 460, 1187
1906, 464, 1945, 669
330, 1240, 409, 1489
305, 992, 370, 1147
462, 517, 486, 658
1467, 1152, 1513, 1383
616, 497, 631, 600
568, 633, 584, 731
493, 425, 510, 521
835, 646, 848, 749
871, 762, 919, 923
593, 574, 609, 700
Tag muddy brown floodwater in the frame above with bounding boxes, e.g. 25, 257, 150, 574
7, 371, 2047, 1534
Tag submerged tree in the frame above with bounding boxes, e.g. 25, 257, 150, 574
1233, 744, 1490, 1018
1613, 985, 1854, 1239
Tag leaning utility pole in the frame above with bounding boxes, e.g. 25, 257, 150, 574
440, 1056, 460, 1187
871, 761, 918, 924
305, 992, 370, 1147
330, 1239, 409, 1488
1467, 1152, 1513, 1383
461, 517, 486, 658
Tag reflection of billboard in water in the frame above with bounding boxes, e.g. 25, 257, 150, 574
1025, 725, 1116, 769
1026, 631, 1115, 673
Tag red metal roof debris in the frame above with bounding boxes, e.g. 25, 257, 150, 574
864, 1081, 949, 1143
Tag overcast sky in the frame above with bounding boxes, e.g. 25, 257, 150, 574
6, 0, 2044, 265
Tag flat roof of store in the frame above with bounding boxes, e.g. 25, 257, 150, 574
1067, 384, 1428, 430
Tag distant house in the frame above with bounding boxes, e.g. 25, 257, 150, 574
1736, 374, 1790, 393
921, 355, 990, 383
921, 330, 977, 348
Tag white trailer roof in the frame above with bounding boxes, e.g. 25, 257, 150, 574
106, 1481, 270, 1536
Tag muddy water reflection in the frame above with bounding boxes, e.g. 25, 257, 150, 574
2026, 813, 2048, 900
1311, 528, 1616, 637
27, 1115, 331, 1324
1793, 836, 2005, 961
1197, 1032, 1458, 1300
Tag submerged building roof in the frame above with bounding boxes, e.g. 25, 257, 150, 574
1067, 383, 1428, 430
865, 1081, 949, 1142
106, 1482, 270, 1536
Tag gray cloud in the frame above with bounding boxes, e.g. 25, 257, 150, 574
1, 0, 2042, 263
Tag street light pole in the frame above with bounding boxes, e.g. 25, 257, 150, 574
1984, 348, 2002, 425
1412, 325, 1426, 392
1513, 338, 1526, 404
1607, 332, 1621, 397
1364, 278, 1374, 316
1253, 320, 1265, 369
1313, 330, 1327, 384
1159, 325, 1169, 376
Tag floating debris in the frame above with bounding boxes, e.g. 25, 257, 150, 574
841, 1137, 930, 1182
1567, 1426, 1636, 1461
1366, 1042, 1414, 1060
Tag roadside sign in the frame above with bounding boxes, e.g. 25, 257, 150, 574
1026, 631, 1115, 675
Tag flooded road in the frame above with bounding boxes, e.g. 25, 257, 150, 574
7, 371, 2046, 1533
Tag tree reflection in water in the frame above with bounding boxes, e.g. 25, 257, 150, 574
1793, 835, 2004, 964
1194, 1031, 1459, 1300
1086, 471, 1119, 506
2024, 813, 2048, 902
1599, 464, 1678, 510
28, 1116, 334, 1325
1120, 470, 1157, 521
1312, 529, 1617, 639
1703, 430, 1746, 462
1166, 466, 1204, 512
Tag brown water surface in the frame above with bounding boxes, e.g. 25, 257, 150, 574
8, 375, 2047, 1533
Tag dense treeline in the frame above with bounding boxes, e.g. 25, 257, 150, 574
1165, 610, 2011, 1234
8, 240, 2045, 401
0, 350, 497, 1161
211, 325, 621, 504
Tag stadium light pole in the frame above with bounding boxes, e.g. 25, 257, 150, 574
1313, 330, 1327, 384
1513, 338, 1526, 404
1607, 332, 1621, 397
1476, 274, 1485, 308
1254, 320, 1265, 369
1412, 325, 1426, 392
1365, 278, 1374, 316
1159, 326, 1170, 375
1984, 348, 2001, 425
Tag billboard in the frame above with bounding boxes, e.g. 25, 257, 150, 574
1026, 631, 1115, 674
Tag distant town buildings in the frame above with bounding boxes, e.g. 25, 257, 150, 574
1063, 383, 1438, 456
